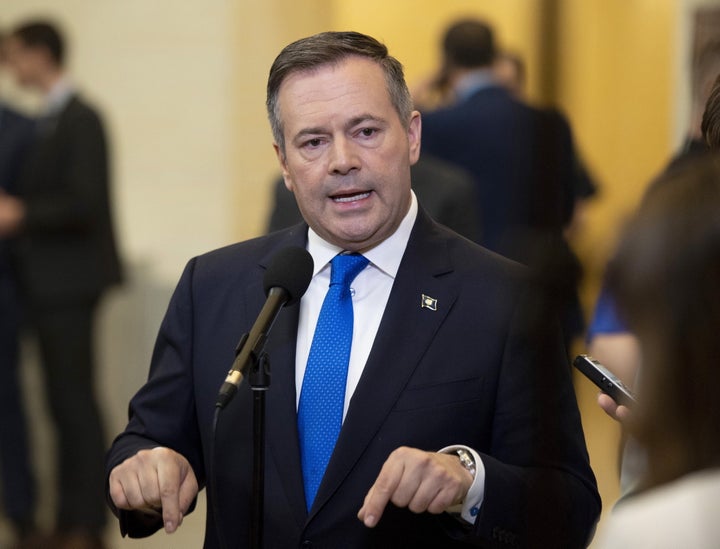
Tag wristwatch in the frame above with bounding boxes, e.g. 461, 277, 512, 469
455, 448, 476, 478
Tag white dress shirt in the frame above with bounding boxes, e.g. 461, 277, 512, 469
44, 76, 74, 116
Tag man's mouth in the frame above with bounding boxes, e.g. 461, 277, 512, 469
331, 191, 371, 203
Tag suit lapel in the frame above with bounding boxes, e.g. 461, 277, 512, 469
309, 210, 459, 517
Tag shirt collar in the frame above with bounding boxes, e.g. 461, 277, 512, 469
306, 190, 418, 279
454, 68, 499, 102
44, 76, 74, 116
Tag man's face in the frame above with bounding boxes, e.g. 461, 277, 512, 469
274, 56, 421, 252
2, 37, 43, 88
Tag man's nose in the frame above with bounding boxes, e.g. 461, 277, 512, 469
328, 137, 360, 175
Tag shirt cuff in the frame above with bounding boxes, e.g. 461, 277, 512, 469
438, 444, 485, 524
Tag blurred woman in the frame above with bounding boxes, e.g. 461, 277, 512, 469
594, 154, 720, 548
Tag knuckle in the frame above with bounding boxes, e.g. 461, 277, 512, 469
390, 446, 412, 461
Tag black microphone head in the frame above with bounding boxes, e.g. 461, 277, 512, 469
263, 246, 314, 306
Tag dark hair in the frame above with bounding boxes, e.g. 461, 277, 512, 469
606, 154, 720, 490
701, 73, 720, 149
11, 20, 65, 67
692, 41, 720, 109
441, 18, 496, 70
266, 31, 413, 155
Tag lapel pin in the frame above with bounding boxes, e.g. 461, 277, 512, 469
421, 294, 438, 311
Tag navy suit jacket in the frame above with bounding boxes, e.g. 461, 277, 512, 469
422, 85, 577, 263
107, 209, 600, 548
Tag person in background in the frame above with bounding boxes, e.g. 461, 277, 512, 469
492, 48, 598, 238
593, 152, 720, 549
492, 50, 525, 99
588, 42, 720, 374
0, 29, 37, 548
0, 20, 122, 549
420, 18, 590, 355
106, 30, 599, 548
588, 69, 720, 503
589, 46, 720, 412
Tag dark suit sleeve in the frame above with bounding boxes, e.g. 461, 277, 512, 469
470, 283, 600, 548
105, 258, 204, 537
23, 104, 109, 234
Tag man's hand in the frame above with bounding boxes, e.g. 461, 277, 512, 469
357, 446, 473, 528
108, 447, 198, 534
598, 393, 631, 423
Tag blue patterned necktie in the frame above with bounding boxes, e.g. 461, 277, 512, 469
298, 253, 369, 510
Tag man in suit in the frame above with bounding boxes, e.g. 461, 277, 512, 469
107, 31, 600, 548
420, 19, 588, 353
0, 34, 37, 543
420, 18, 578, 257
1, 20, 122, 549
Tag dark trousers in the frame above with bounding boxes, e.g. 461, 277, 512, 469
29, 299, 107, 533
0, 267, 35, 527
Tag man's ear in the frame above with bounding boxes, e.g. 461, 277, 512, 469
273, 143, 294, 191
407, 111, 422, 165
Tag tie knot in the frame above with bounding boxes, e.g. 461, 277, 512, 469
330, 253, 369, 288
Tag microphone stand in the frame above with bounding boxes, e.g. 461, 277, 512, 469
213, 339, 271, 549
249, 351, 270, 549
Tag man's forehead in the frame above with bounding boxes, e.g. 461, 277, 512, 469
278, 58, 389, 112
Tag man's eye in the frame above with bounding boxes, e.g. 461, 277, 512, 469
360, 128, 376, 137
306, 138, 322, 147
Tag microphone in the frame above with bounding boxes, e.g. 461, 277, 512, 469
216, 246, 314, 409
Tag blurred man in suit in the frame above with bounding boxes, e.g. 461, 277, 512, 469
420, 19, 589, 353
0, 30, 37, 546
106, 31, 599, 548
420, 19, 577, 254
0, 20, 122, 549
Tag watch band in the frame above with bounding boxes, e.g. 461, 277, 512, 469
455, 448, 477, 478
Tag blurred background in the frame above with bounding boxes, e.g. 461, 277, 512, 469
1, 0, 718, 547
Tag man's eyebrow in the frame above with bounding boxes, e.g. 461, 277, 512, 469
346, 114, 385, 128
294, 127, 326, 140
